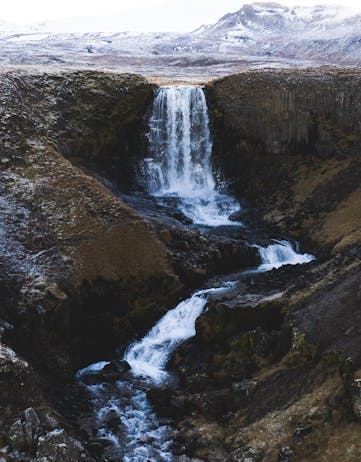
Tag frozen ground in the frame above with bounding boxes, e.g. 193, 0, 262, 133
0, 3, 360, 78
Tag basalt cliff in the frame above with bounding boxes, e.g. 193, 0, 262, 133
0, 67, 360, 462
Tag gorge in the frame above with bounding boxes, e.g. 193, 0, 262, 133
75, 86, 314, 461
0, 66, 360, 462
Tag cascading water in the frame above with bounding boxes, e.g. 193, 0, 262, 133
78, 243, 314, 461
77, 287, 233, 462
77, 374, 173, 461
258, 240, 315, 271
123, 243, 315, 386
77, 86, 316, 462
124, 285, 234, 384
143, 86, 240, 226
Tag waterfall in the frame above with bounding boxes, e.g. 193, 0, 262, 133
258, 240, 315, 271
143, 86, 240, 226
76, 87, 317, 462
78, 242, 314, 461
123, 242, 315, 384
124, 285, 233, 384
124, 292, 209, 384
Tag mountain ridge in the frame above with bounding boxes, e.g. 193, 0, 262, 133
0, 2, 360, 73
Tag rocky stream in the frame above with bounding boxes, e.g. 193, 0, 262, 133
0, 68, 360, 462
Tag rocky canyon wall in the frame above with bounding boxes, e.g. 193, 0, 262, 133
207, 68, 361, 254
0, 69, 180, 380
155, 69, 361, 461
1, 67, 361, 461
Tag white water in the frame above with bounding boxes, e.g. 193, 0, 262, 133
83, 381, 173, 462
78, 87, 316, 461
123, 241, 315, 385
143, 86, 240, 226
79, 242, 314, 461
124, 285, 233, 384
258, 240, 315, 271
77, 365, 173, 461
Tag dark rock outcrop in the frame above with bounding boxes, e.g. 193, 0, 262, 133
151, 249, 361, 461
79, 360, 131, 385
0, 69, 181, 378
119, 194, 261, 288
207, 67, 361, 254
0, 69, 182, 460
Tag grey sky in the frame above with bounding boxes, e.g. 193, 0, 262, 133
2, 0, 360, 31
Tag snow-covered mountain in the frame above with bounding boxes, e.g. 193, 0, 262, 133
191, 2, 361, 62
0, 3, 360, 74
198, 5, 356, 44
197, 2, 357, 36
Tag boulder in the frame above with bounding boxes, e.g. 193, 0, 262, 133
8, 419, 28, 452
8, 408, 41, 452
228, 210, 244, 222
80, 360, 131, 385
35, 429, 84, 462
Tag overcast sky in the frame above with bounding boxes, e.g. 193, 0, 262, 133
2, 0, 361, 31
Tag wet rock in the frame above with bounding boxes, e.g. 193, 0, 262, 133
8, 408, 41, 451
121, 193, 260, 287
102, 359, 131, 375
80, 360, 131, 385
173, 457, 205, 462
0, 321, 13, 341
101, 411, 122, 432
8, 419, 28, 452
228, 210, 244, 222
86, 441, 104, 458
196, 299, 285, 346
34, 429, 83, 462
35, 408, 65, 432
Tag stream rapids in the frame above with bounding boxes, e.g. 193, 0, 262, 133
77, 86, 315, 461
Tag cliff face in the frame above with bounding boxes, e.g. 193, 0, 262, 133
5, 70, 155, 189
207, 68, 361, 254
0, 69, 189, 461
0, 69, 180, 379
